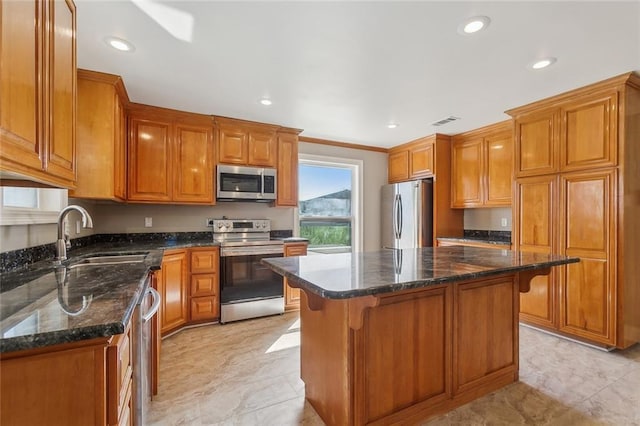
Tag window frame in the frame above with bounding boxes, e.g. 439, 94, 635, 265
0, 187, 68, 225
296, 154, 363, 253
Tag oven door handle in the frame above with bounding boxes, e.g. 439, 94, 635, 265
142, 287, 161, 323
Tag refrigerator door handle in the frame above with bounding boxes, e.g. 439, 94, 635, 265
393, 194, 400, 239
397, 194, 403, 239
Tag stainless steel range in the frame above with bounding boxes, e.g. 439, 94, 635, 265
213, 219, 285, 324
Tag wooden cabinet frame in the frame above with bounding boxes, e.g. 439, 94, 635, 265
451, 120, 513, 208
0, 0, 77, 188
507, 72, 640, 348
128, 104, 214, 204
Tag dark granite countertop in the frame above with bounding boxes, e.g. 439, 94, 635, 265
263, 246, 578, 300
0, 237, 219, 353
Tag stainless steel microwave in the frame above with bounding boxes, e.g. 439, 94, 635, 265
216, 165, 277, 202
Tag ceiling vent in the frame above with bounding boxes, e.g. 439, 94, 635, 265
431, 116, 460, 127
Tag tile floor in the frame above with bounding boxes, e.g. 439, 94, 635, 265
148, 313, 640, 425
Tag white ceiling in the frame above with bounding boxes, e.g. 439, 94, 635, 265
76, 1, 640, 148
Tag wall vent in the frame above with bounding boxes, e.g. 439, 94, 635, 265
431, 116, 460, 127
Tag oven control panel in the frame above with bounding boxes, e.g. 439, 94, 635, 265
212, 219, 271, 233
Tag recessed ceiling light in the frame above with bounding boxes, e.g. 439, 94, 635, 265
530, 57, 557, 70
387, 123, 399, 129
260, 98, 273, 106
458, 16, 491, 35
104, 36, 134, 52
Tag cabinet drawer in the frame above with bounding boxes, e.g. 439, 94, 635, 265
285, 244, 307, 257
191, 296, 219, 321
191, 273, 218, 297
107, 324, 133, 425
190, 248, 219, 273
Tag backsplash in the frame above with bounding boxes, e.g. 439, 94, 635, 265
463, 229, 511, 243
0, 230, 295, 273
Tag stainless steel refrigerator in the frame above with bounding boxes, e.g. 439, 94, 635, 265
381, 179, 433, 249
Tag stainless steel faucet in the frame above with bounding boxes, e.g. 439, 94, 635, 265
55, 205, 94, 263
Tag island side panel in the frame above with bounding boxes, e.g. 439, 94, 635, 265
352, 286, 452, 425
453, 276, 519, 398
299, 291, 351, 426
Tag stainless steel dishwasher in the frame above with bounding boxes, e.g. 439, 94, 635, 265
134, 276, 161, 426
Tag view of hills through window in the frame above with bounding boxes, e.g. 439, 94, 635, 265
299, 163, 352, 251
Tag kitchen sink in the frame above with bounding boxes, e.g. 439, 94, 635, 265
69, 254, 147, 268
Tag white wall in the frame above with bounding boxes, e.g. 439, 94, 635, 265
463, 207, 512, 231
72, 200, 294, 235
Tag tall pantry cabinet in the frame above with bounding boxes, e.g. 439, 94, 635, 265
507, 72, 640, 349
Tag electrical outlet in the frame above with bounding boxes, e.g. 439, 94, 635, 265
145, 217, 153, 228
206, 218, 215, 227
76, 220, 81, 235
501, 218, 508, 227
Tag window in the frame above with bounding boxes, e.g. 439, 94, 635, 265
297, 154, 363, 254
0, 187, 67, 225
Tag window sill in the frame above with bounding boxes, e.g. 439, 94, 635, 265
0, 210, 60, 226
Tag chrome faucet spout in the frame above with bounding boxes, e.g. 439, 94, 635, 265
55, 205, 94, 263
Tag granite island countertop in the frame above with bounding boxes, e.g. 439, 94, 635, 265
0, 237, 219, 353
263, 246, 579, 300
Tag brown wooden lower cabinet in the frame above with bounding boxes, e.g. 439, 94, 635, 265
299, 273, 521, 425
436, 239, 511, 250
158, 247, 220, 335
284, 242, 308, 311
0, 323, 134, 425
159, 249, 189, 335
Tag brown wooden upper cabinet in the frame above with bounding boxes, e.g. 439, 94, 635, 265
215, 117, 278, 167
128, 105, 214, 204
276, 131, 299, 206
0, 0, 77, 188
451, 121, 513, 208
71, 70, 128, 201
387, 137, 434, 183
513, 90, 618, 178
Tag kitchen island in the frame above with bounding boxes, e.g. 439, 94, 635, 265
263, 246, 578, 425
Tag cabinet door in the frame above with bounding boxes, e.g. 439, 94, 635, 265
0, 0, 44, 173
560, 92, 618, 172
45, 0, 76, 183
409, 143, 434, 178
128, 117, 172, 201
388, 150, 409, 183
248, 129, 277, 167
217, 124, 247, 164
73, 74, 124, 200
559, 169, 616, 345
160, 250, 188, 335
515, 175, 558, 328
276, 132, 299, 206
484, 131, 513, 206
514, 110, 559, 177
451, 138, 482, 208
173, 124, 214, 203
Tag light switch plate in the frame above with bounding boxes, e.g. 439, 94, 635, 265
501, 218, 508, 227
145, 217, 153, 228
